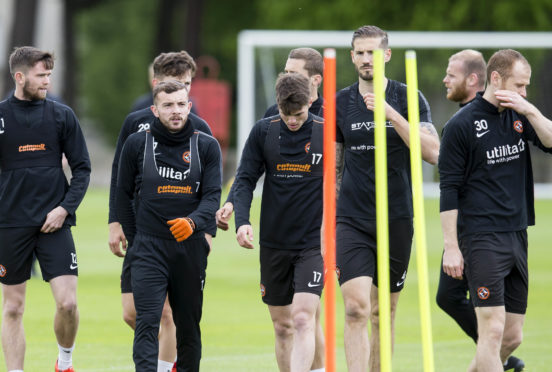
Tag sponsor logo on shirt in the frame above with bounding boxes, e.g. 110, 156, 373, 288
486, 138, 525, 165
158, 166, 189, 181
276, 163, 311, 172
18, 144, 46, 152
513, 120, 523, 133
351, 121, 393, 131
157, 185, 193, 194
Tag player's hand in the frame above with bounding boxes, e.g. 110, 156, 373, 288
495, 90, 533, 115
443, 246, 464, 280
362, 92, 398, 120
236, 224, 254, 249
168, 217, 195, 242
40, 206, 68, 233
109, 222, 127, 257
215, 202, 234, 230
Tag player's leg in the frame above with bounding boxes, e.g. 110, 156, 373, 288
0, 227, 36, 371
1, 283, 27, 371
436, 257, 478, 342
369, 288, 400, 372
158, 296, 177, 368
169, 237, 208, 371
37, 226, 80, 370
500, 312, 524, 364
131, 234, 170, 371
267, 304, 294, 372
310, 303, 325, 371
291, 247, 324, 371
289, 292, 319, 371
475, 306, 505, 371
120, 250, 136, 329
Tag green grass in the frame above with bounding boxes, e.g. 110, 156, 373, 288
2, 187, 552, 371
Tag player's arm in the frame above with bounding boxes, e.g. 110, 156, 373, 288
45, 106, 91, 233
496, 89, 552, 147
115, 136, 141, 247
233, 121, 267, 249
108, 115, 135, 256
186, 137, 223, 234
363, 91, 440, 164
439, 118, 470, 279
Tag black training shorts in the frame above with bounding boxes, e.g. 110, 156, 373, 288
259, 245, 324, 306
0, 226, 77, 285
460, 230, 528, 314
120, 248, 132, 293
336, 217, 413, 292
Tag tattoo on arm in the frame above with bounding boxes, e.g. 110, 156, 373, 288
420, 121, 439, 137
335, 142, 344, 195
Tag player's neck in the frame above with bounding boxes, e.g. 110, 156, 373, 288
482, 88, 504, 112
358, 77, 388, 96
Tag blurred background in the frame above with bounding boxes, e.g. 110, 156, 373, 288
2, 0, 552, 187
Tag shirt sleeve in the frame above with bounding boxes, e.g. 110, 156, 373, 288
57, 106, 91, 216
115, 135, 141, 245
187, 136, 222, 231
418, 90, 432, 124
233, 121, 267, 229
108, 114, 135, 223
439, 120, 469, 212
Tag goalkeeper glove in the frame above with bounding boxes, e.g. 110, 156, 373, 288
167, 217, 195, 242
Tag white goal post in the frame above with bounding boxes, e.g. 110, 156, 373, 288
236, 30, 552, 196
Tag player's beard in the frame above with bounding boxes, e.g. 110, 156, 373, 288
356, 65, 373, 81
22, 81, 47, 101
447, 80, 469, 103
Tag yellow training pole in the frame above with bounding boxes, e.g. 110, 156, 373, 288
405, 50, 435, 372
373, 48, 392, 372
323, 48, 337, 372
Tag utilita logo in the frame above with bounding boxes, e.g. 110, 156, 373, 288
158, 166, 189, 181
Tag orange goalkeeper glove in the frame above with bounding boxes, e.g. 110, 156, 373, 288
167, 217, 195, 242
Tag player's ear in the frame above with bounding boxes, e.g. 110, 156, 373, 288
384, 48, 392, 63
490, 70, 502, 88
150, 104, 159, 118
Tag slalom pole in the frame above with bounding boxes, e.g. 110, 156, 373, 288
322, 48, 337, 372
373, 48, 392, 372
405, 50, 435, 372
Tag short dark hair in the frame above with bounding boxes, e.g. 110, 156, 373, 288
9, 46, 54, 78
449, 49, 486, 89
275, 73, 310, 115
152, 80, 189, 104
153, 51, 197, 79
288, 48, 323, 76
486, 49, 529, 84
351, 25, 388, 49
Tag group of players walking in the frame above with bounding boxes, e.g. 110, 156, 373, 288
1, 23, 549, 372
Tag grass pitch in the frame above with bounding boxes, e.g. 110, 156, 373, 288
1, 187, 551, 371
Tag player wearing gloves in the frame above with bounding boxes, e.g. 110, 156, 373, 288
116, 81, 221, 371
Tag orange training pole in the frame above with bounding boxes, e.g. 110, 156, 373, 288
323, 48, 337, 372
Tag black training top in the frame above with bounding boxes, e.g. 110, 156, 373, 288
336, 80, 432, 221
116, 119, 221, 245
108, 107, 212, 226
0, 95, 91, 227
226, 96, 325, 205
439, 93, 552, 237
233, 113, 324, 249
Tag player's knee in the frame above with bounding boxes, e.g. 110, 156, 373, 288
160, 303, 174, 323
272, 318, 294, 340
56, 297, 78, 317
479, 322, 504, 345
502, 329, 523, 351
344, 297, 370, 324
292, 309, 315, 333
3, 300, 24, 321
123, 308, 136, 329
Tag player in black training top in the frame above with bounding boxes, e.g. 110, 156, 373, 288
0, 47, 91, 372
439, 50, 525, 372
233, 73, 324, 372
335, 26, 439, 372
439, 49, 552, 372
108, 50, 214, 372
116, 81, 221, 371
